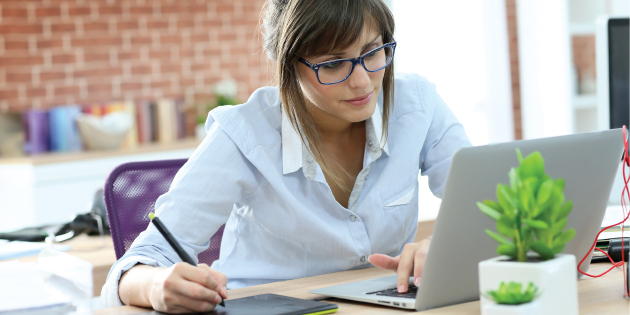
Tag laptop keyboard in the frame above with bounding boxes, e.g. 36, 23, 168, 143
366, 284, 418, 299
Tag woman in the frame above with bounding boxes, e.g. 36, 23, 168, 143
101, 0, 471, 313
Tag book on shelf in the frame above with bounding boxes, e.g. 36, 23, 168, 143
0, 98, 192, 158
22, 110, 50, 155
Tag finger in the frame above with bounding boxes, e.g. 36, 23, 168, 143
170, 277, 219, 304
368, 254, 399, 271
174, 263, 220, 291
397, 243, 418, 293
172, 291, 221, 313
412, 240, 431, 286
199, 264, 229, 299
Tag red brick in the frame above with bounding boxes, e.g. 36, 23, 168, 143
131, 65, 151, 75
202, 20, 222, 28
68, 4, 91, 16
0, 56, 44, 67
117, 20, 139, 31
72, 37, 123, 47
121, 81, 142, 91
87, 82, 113, 93
75, 67, 123, 78
51, 22, 75, 33
83, 52, 110, 63
190, 33, 210, 43
160, 63, 180, 74
4, 39, 29, 50
151, 80, 171, 89
40, 71, 66, 82
83, 21, 109, 32
0, 89, 19, 100
177, 20, 194, 29
161, 5, 186, 14
54, 85, 80, 96
0, 24, 43, 34
130, 36, 151, 45
2, 7, 29, 19
218, 33, 236, 42
148, 50, 171, 60
37, 38, 64, 49
117, 51, 141, 60
99, 6, 123, 16
27, 87, 47, 97
129, 5, 153, 15
36, 7, 61, 18
5, 71, 31, 83
52, 53, 75, 64
146, 18, 168, 29
160, 35, 181, 45
216, 4, 234, 15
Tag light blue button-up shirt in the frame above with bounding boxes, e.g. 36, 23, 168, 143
101, 73, 471, 307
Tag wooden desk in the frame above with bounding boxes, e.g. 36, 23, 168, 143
95, 262, 629, 314
8, 234, 117, 297
93, 219, 629, 314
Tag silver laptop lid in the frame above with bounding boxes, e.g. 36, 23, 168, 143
416, 129, 624, 311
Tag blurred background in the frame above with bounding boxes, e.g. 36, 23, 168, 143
0, 0, 628, 230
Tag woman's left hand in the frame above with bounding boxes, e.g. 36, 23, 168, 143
368, 238, 431, 293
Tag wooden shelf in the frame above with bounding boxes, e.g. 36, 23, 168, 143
0, 138, 201, 165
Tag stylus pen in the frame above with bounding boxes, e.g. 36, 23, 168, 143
148, 213, 226, 307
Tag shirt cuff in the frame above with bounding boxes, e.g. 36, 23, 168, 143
99, 255, 167, 308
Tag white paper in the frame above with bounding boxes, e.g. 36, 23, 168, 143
0, 260, 71, 312
601, 205, 630, 229
0, 241, 71, 260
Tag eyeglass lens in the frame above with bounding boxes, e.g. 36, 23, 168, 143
318, 45, 393, 84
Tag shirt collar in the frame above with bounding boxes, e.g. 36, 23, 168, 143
282, 105, 389, 175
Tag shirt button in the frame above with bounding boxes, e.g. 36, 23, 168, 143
368, 140, 374, 147
364, 175, 369, 181
306, 156, 313, 163
350, 215, 357, 222
360, 256, 366, 262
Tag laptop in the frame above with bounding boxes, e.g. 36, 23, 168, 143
309, 129, 625, 311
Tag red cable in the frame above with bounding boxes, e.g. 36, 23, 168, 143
577, 126, 629, 298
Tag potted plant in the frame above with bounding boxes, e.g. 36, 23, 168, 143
195, 79, 239, 139
477, 149, 578, 315
482, 281, 541, 315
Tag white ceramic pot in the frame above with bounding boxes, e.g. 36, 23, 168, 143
478, 254, 578, 315
482, 300, 542, 315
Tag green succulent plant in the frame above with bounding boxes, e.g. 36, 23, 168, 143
477, 149, 576, 262
485, 281, 538, 305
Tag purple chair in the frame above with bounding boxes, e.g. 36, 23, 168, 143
103, 159, 224, 265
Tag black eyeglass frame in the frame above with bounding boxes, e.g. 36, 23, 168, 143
298, 41, 397, 85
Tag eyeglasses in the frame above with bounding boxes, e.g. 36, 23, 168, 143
298, 41, 396, 85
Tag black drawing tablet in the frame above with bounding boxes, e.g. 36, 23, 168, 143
140, 294, 338, 315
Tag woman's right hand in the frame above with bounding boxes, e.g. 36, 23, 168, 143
148, 263, 228, 314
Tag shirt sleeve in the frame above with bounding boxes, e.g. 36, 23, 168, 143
418, 77, 472, 198
100, 116, 261, 308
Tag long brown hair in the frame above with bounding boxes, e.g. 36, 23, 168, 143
262, 0, 395, 192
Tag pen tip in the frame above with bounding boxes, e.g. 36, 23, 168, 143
148, 213, 155, 220
219, 297, 225, 307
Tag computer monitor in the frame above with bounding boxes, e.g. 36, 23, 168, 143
596, 16, 629, 131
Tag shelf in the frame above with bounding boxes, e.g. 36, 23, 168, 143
572, 93, 598, 110
0, 138, 201, 165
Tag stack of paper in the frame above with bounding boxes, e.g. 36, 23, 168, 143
0, 241, 71, 260
0, 260, 73, 314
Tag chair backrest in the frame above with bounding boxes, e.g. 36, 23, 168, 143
103, 159, 224, 264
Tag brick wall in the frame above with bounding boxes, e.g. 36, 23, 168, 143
0, 0, 271, 116
505, 0, 521, 140
572, 35, 596, 94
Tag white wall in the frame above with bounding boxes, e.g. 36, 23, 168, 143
517, 0, 574, 139
391, 0, 514, 221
